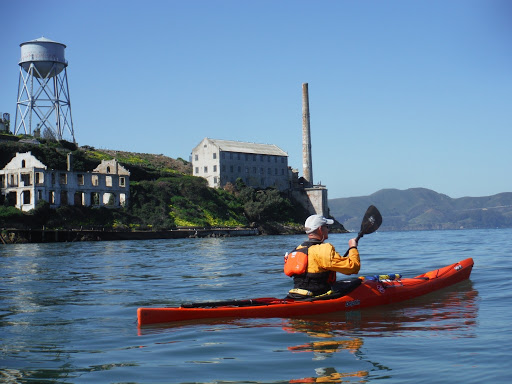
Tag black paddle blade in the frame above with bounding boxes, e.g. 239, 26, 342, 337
358, 205, 382, 239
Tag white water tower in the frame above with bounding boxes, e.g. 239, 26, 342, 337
15, 37, 75, 142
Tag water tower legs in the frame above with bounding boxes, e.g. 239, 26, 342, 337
15, 63, 75, 142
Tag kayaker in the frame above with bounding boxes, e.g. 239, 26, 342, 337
285, 214, 360, 299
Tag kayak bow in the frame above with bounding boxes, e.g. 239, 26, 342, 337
137, 258, 474, 326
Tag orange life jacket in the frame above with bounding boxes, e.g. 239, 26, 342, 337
284, 242, 336, 296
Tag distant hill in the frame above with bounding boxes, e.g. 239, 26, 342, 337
329, 188, 512, 231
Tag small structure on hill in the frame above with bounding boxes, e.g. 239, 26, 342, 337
0, 152, 130, 212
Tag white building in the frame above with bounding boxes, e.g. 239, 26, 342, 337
192, 138, 289, 190
0, 151, 130, 212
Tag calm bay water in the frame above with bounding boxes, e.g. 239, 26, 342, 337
1, 229, 511, 383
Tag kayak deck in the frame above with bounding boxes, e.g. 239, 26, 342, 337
137, 257, 474, 326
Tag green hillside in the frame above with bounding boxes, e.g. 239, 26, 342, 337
0, 137, 309, 234
330, 188, 512, 231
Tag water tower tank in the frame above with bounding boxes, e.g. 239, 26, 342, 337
19, 37, 67, 78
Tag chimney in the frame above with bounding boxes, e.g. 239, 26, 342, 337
302, 83, 313, 186
67, 152, 73, 171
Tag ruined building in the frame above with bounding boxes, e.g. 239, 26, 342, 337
0, 152, 130, 212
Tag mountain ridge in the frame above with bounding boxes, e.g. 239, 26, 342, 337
329, 187, 512, 231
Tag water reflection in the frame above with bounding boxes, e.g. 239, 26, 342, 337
279, 280, 478, 382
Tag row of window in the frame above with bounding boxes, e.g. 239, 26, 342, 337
214, 176, 284, 189
196, 166, 286, 176
6, 189, 127, 207
194, 152, 286, 163
1, 173, 126, 188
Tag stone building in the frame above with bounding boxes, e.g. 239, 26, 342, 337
0, 151, 130, 212
191, 138, 289, 190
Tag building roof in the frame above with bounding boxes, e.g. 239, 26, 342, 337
205, 138, 288, 157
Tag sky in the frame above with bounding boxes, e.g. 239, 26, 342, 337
1, 0, 511, 199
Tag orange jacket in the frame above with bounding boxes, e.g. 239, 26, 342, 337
297, 242, 360, 275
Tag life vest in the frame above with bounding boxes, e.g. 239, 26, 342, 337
284, 241, 336, 297
284, 248, 308, 277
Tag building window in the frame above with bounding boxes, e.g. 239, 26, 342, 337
51, 173, 55, 185
245, 154, 249, 161
106, 166, 111, 174
253, 167, 256, 173
267, 168, 271, 175
237, 166, 241, 172
204, 166, 208, 173
214, 176, 218, 184
195, 167, 199, 174
230, 153, 233, 160
213, 165, 217, 172
74, 192, 84, 206
59, 173, 67, 185
213, 153, 217, 159
91, 192, 100, 205
50, 191, 55, 204
237, 153, 241, 160
222, 165, 226, 172
77, 174, 84, 185
60, 191, 68, 205
92, 175, 99, 186
245, 167, 249, 173
195, 154, 198, 161
119, 177, 125, 187
120, 193, 127, 207
21, 173, 31, 186
230, 166, 234, 173
23, 190, 31, 204
275, 168, 278, 175
106, 176, 113, 187
21, 160, 26, 168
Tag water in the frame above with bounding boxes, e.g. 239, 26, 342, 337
1, 229, 511, 383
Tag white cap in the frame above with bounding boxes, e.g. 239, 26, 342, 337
304, 215, 334, 234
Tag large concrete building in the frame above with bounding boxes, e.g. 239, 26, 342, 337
191, 138, 289, 190
0, 152, 130, 212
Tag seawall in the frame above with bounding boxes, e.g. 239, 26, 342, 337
0, 227, 259, 244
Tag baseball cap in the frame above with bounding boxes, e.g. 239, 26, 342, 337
304, 215, 334, 234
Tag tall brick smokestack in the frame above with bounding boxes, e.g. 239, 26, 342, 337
302, 83, 313, 186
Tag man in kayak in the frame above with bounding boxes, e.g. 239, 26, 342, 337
285, 214, 360, 299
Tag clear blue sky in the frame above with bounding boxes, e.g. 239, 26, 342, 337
1, 0, 510, 199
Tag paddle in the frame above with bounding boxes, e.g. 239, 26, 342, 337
343, 205, 382, 256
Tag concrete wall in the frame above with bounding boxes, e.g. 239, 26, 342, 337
291, 186, 329, 217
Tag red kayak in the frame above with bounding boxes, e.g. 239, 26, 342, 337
137, 258, 474, 326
